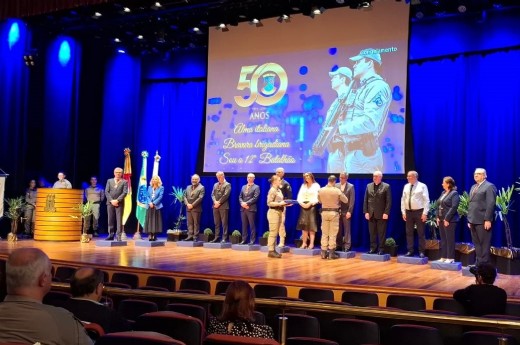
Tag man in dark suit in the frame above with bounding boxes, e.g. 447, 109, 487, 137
62, 267, 131, 333
239, 173, 261, 245
336, 171, 355, 251
211, 171, 231, 243
105, 167, 128, 241
363, 170, 392, 254
467, 168, 497, 265
183, 174, 205, 241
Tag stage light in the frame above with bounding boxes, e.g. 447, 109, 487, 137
123, 7, 131, 13
23, 54, 36, 67
137, 35, 144, 40
310, 7, 325, 18
152, 2, 162, 10
216, 23, 229, 32
249, 18, 263, 27
92, 12, 102, 19
277, 14, 290, 23
457, 5, 467, 13
114, 38, 121, 43
117, 49, 126, 54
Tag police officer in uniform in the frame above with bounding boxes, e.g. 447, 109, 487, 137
84, 176, 105, 237
275, 167, 293, 247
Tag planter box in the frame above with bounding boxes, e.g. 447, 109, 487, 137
294, 239, 303, 248
383, 245, 398, 257
425, 248, 441, 261
425, 239, 440, 250
167, 233, 187, 242
201, 234, 214, 242
230, 236, 242, 244
259, 237, 268, 246
493, 254, 520, 275
455, 251, 475, 266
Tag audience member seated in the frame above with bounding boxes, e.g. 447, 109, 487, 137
453, 263, 507, 316
0, 248, 93, 345
207, 280, 274, 339
62, 267, 131, 333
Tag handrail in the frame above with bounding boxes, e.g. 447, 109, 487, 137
52, 282, 520, 330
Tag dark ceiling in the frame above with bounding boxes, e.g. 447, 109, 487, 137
17, 0, 520, 56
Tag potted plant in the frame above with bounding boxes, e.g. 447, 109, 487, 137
259, 231, 269, 246
5, 197, 25, 242
490, 184, 520, 274
425, 200, 440, 249
167, 228, 187, 242
455, 242, 475, 266
230, 230, 242, 244
383, 237, 398, 257
202, 228, 214, 242
170, 186, 186, 232
70, 201, 93, 243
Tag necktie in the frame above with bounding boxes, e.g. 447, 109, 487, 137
246, 185, 250, 193
471, 184, 479, 197
408, 184, 413, 210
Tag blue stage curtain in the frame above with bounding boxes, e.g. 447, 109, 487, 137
409, 49, 520, 247
0, 20, 30, 192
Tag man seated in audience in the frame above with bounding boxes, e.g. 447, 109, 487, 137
0, 248, 93, 345
62, 267, 131, 333
453, 262, 507, 316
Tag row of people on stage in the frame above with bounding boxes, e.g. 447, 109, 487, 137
22, 166, 497, 267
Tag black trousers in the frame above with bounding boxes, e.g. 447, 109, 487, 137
469, 223, 492, 264
187, 210, 202, 237
368, 217, 387, 251
213, 207, 229, 240
107, 203, 124, 235
240, 209, 257, 242
439, 221, 457, 259
405, 209, 426, 252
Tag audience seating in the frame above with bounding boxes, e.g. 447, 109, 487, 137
273, 313, 320, 339
341, 291, 379, 307
179, 278, 211, 294
118, 299, 159, 322
215, 281, 232, 295
105, 282, 132, 289
298, 288, 334, 303
462, 331, 518, 345
254, 284, 288, 299
386, 294, 426, 311
203, 334, 279, 345
432, 298, 466, 315
54, 266, 77, 282
42, 290, 71, 307
506, 302, 520, 317
167, 303, 207, 326
388, 324, 443, 345
286, 337, 338, 345
82, 321, 105, 341
331, 318, 380, 345
307, 301, 352, 340
146, 275, 176, 291
95, 331, 186, 345
135, 311, 205, 345
111, 272, 139, 289
253, 311, 266, 325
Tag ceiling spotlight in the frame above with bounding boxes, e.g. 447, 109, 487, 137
277, 14, 291, 23
152, 2, 162, 10
92, 12, 102, 18
137, 35, 144, 40
114, 37, 121, 43
310, 7, 325, 18
216, 23, 229, 32
250, 18, 263, 27
123, 7, 131, 13
457, 5, 467, 13
23, 54, 36, 67
117, 49, 126, 54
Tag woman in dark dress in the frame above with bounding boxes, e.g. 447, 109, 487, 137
436, 176, 460, 263
207, 280, 274, 339
144, 175, 164, 241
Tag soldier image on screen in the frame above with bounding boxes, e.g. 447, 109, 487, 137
336, 48, 392, 173
310, 67, 354, 173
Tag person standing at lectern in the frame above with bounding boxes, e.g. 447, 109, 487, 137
23, 179, 37, 238
363, 170, 391, 255
183, 174, 205, 241
53, 171, 72, 189
239, 173, 260, 245
211, 171, 231, 243
336, 172, 355, 251
467, 168, 497, 266
84, 176, 105, 237
275, 167, 293, 247
318, 175, 348, 259
400, 171, 430, 258
105, 167, 128, 241
144, 175, 164, 241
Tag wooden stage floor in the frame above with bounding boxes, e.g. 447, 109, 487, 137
1, 238, 520, 300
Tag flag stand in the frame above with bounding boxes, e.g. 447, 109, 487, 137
133, 223, 142, 240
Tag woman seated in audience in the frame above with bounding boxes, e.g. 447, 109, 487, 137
207, 280, 274, 339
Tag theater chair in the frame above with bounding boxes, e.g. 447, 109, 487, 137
167, 303, 207, 326
286, 337, 338, 345
386, 294, 426, 311
432, 297, 466, 315
203, 334, 279, 345
145, 275, 176, 291
135, 311, 205, 345
273, 313, 320, 339
111, 272, 139, 289
388, 324, 443, 345
331, 318, 380, 345
462, 331, 518, 345
307, 301, 352, 340
82, 321, 105, 341
179, 278, 211, 294
298, 288, 334, 303
42, 290, 71, 307
253, 311, 266, 325
506, 302, 520, 317
54, 266, 77, 282
254, 284, 288, 299
118, 299, 159, 323
341, 291, 379, 307
95, 331, 186, 345
215, 281, 233, 295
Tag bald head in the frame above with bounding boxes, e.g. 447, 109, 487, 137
6, 248, 52, 298
70, 267, 104, 300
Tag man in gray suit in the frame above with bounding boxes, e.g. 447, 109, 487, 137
239, 173, 261, 245
363, 170, 392, 254
211, 171, 231, 243
183, 174, 205, 241
105, 167, 128, 241
467, 168, 497, 266
336, 172, 355, 251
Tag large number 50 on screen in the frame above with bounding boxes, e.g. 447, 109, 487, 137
234, 63, 288, 108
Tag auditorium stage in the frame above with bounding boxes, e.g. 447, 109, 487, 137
1, 238, 520, 300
